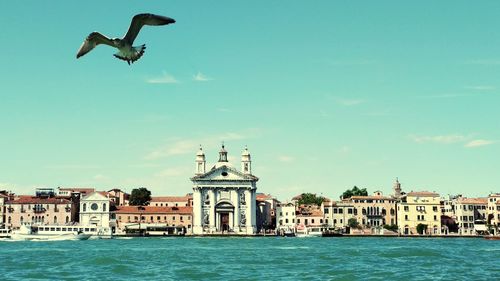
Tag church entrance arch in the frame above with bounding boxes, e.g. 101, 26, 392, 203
215, 201, 234, 233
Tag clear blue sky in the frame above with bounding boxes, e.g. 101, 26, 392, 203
1, 1, 499, 200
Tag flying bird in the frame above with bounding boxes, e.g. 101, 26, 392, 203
76, 13, 175, 65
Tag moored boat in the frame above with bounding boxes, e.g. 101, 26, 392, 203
10, 225, 92, 241
296, 226, 322, 237
484, 235, 500, 240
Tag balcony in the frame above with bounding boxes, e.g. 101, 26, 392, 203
33, 208, 47, 213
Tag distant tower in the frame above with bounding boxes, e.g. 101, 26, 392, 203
241, 146, 252, 174
218, 143, 228, 162
393, 177, 402, 198
195, 145, 206, 175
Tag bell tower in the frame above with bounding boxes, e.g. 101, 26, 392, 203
241, 146, 251, 174
393, 177, 402, 198
195, 145, 206, 175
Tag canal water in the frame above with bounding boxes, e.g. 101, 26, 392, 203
1, 237, 499, 280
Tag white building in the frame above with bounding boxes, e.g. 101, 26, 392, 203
191, 145, 258, 235
276, 202, 296, 231
80, 192, 113, 233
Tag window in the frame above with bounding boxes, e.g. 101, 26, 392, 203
279, 220, 283, 225
339, 209, 343, 214
83, 203, 86, 212
333, 219, 337, 224
434, 215, 437, 221
405, 215, 408, 221
348, 208, 353, 214
157, 216, 161, 221
297, 219, 300, 224
433, 206, 438, 212
311, 219, 315, 224
340, 219, 343, 224
103, 203, 107, 212
150, 216, 153, 221
173, 216, 176, 221
404, 206, 409, 212
324, 208, 329, 214
333, 208, 338, 214
305, 219, 308, 225
66, 216, 69, 223
54, 216, 57, 224
180, 216, 183, 221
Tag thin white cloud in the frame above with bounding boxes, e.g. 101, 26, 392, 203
465, 86, 495, 91
145, 128, 261, 160
193, 72, 213, 82
93, 174, 109, 181
45, 164, 100, 170
155, 167, 190, 177
146, 72, 179, 84
278, 156, 295, 162
410, 134, 467, 144
417, 94, 466, 99
464, 60, 500, 65
464, 139, 495, 148
217, 108, 232, 113
337, 98, 366, 106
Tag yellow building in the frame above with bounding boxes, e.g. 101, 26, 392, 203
397, 191, 441, 235
487, 193, 500, 235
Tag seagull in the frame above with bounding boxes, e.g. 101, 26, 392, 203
76, 13, 175, 65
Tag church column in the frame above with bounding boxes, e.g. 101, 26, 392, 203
192, 187, 202, 234
251, 188, 257, 231
209, 188, 216, 232
245, 188, 253, 233
233, 189, 240, 231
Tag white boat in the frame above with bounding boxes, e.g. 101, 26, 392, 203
0, 228, 11, 238
10, 225, 92, 241
295, 226, 323, 238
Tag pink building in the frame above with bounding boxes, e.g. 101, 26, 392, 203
4, 195, 72, 229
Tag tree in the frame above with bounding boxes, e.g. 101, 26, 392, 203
341, 186, 368, 199
348, 218, 359, 229
416, 223, 428, 235
383, 224, 398, 232
129, 187, 152, 206
297, 193, 324, 206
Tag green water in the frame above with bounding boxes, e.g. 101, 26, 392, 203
1, 237, 499, 280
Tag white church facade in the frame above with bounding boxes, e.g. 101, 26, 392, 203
79, 192, 113, 234
191, 145, 258, 235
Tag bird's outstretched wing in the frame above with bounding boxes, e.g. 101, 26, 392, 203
76, 32, 115, 58
123, 13, 175, 44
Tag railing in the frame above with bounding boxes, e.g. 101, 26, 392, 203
33, 208, 47, 213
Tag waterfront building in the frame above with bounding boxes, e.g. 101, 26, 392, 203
276, 202, 296, 231
256, 193, 278, 232
343, 191, 397, 228
114, 206, 192, 235
322, 199, 355, 229
4, 188, 72, 229
455, 197, 488, 235
296, 205, 324, 227
150, 195, 193, 207
397, 191, 441, 235
487, 193, 500, 235
191, 145, 258, 235
79, 192, 115, 233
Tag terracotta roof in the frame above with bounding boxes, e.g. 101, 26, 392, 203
349, 195, 394, 200
115, 206, 192, 214
256, 193, 273, 200
98, 191, 111, 197
150, 196, 190, 202
458, 197, 488, 204
407, 191, 440, 197
6, 195, 71, 204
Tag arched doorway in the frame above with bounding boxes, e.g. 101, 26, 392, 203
215, 201, 234, 233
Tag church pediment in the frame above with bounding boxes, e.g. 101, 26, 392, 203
191, 165, 258, 182
81, 192, 109, 202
